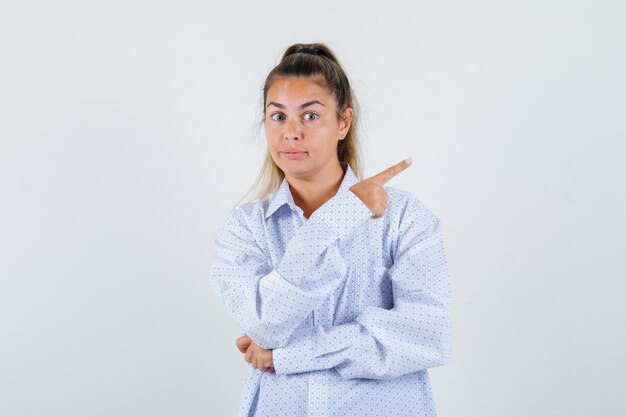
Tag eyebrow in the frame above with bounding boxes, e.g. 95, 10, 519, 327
266, 100, 326, 109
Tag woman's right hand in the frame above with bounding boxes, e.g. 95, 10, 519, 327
349, 158, 412, 218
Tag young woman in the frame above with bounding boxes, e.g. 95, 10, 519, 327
210, 43, 453, 417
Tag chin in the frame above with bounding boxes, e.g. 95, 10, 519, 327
279, 162, 315, 179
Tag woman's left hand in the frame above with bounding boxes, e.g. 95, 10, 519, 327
236, 334, 275, 372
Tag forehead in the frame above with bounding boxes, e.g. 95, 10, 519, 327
266, 76, 334, 104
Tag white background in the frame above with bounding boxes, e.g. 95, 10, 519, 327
1, 1, 624, 416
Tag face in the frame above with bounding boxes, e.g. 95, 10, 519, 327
264, 76, 352, 181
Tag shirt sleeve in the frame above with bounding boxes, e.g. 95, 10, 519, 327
209, 189, 372, 350
272, 197, 453, 380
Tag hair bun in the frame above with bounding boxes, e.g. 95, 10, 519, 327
296, 47, 321, 55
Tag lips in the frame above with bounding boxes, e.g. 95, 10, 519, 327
280, 150, 306, 159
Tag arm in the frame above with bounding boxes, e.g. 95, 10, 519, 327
209, 189, 372, 350
271, 197, 453, 380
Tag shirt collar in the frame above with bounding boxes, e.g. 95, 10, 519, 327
264, 162, 359, 219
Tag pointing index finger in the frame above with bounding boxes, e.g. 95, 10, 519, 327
371, 157, 413, 185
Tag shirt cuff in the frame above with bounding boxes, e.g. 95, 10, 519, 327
272, 329, 315, 375
272, 322, 361, 375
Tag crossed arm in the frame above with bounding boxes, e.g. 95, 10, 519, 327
211, 160, 452, 379
232, 198, 452, 379
226, 160, 414, 372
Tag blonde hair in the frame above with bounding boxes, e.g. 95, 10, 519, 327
241, 43, 363, 203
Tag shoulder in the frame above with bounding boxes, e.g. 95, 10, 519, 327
234, 197, 268, 219
217, 196, 271, 237
386, 186, 438, 217
385, 186, 442, 231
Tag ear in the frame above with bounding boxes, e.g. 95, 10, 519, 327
339, 107, 353, 139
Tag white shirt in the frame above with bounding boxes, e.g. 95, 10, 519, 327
210, 162, 453, 416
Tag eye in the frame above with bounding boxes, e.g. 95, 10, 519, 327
303, 112, 319, 121
269, 113, 284, 121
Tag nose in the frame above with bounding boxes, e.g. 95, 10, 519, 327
283, 118, 301, 140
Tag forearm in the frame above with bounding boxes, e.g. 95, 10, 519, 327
272, 300, 452, 380
213, 245, 348, 349
210, 192, 372, 349
273, 210, 454, 379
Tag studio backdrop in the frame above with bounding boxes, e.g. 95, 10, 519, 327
0, 1, 624, 416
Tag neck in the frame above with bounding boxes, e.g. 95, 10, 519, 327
286, 161, 345, 219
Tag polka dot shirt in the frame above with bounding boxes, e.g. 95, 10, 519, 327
210, 162, 453, 417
